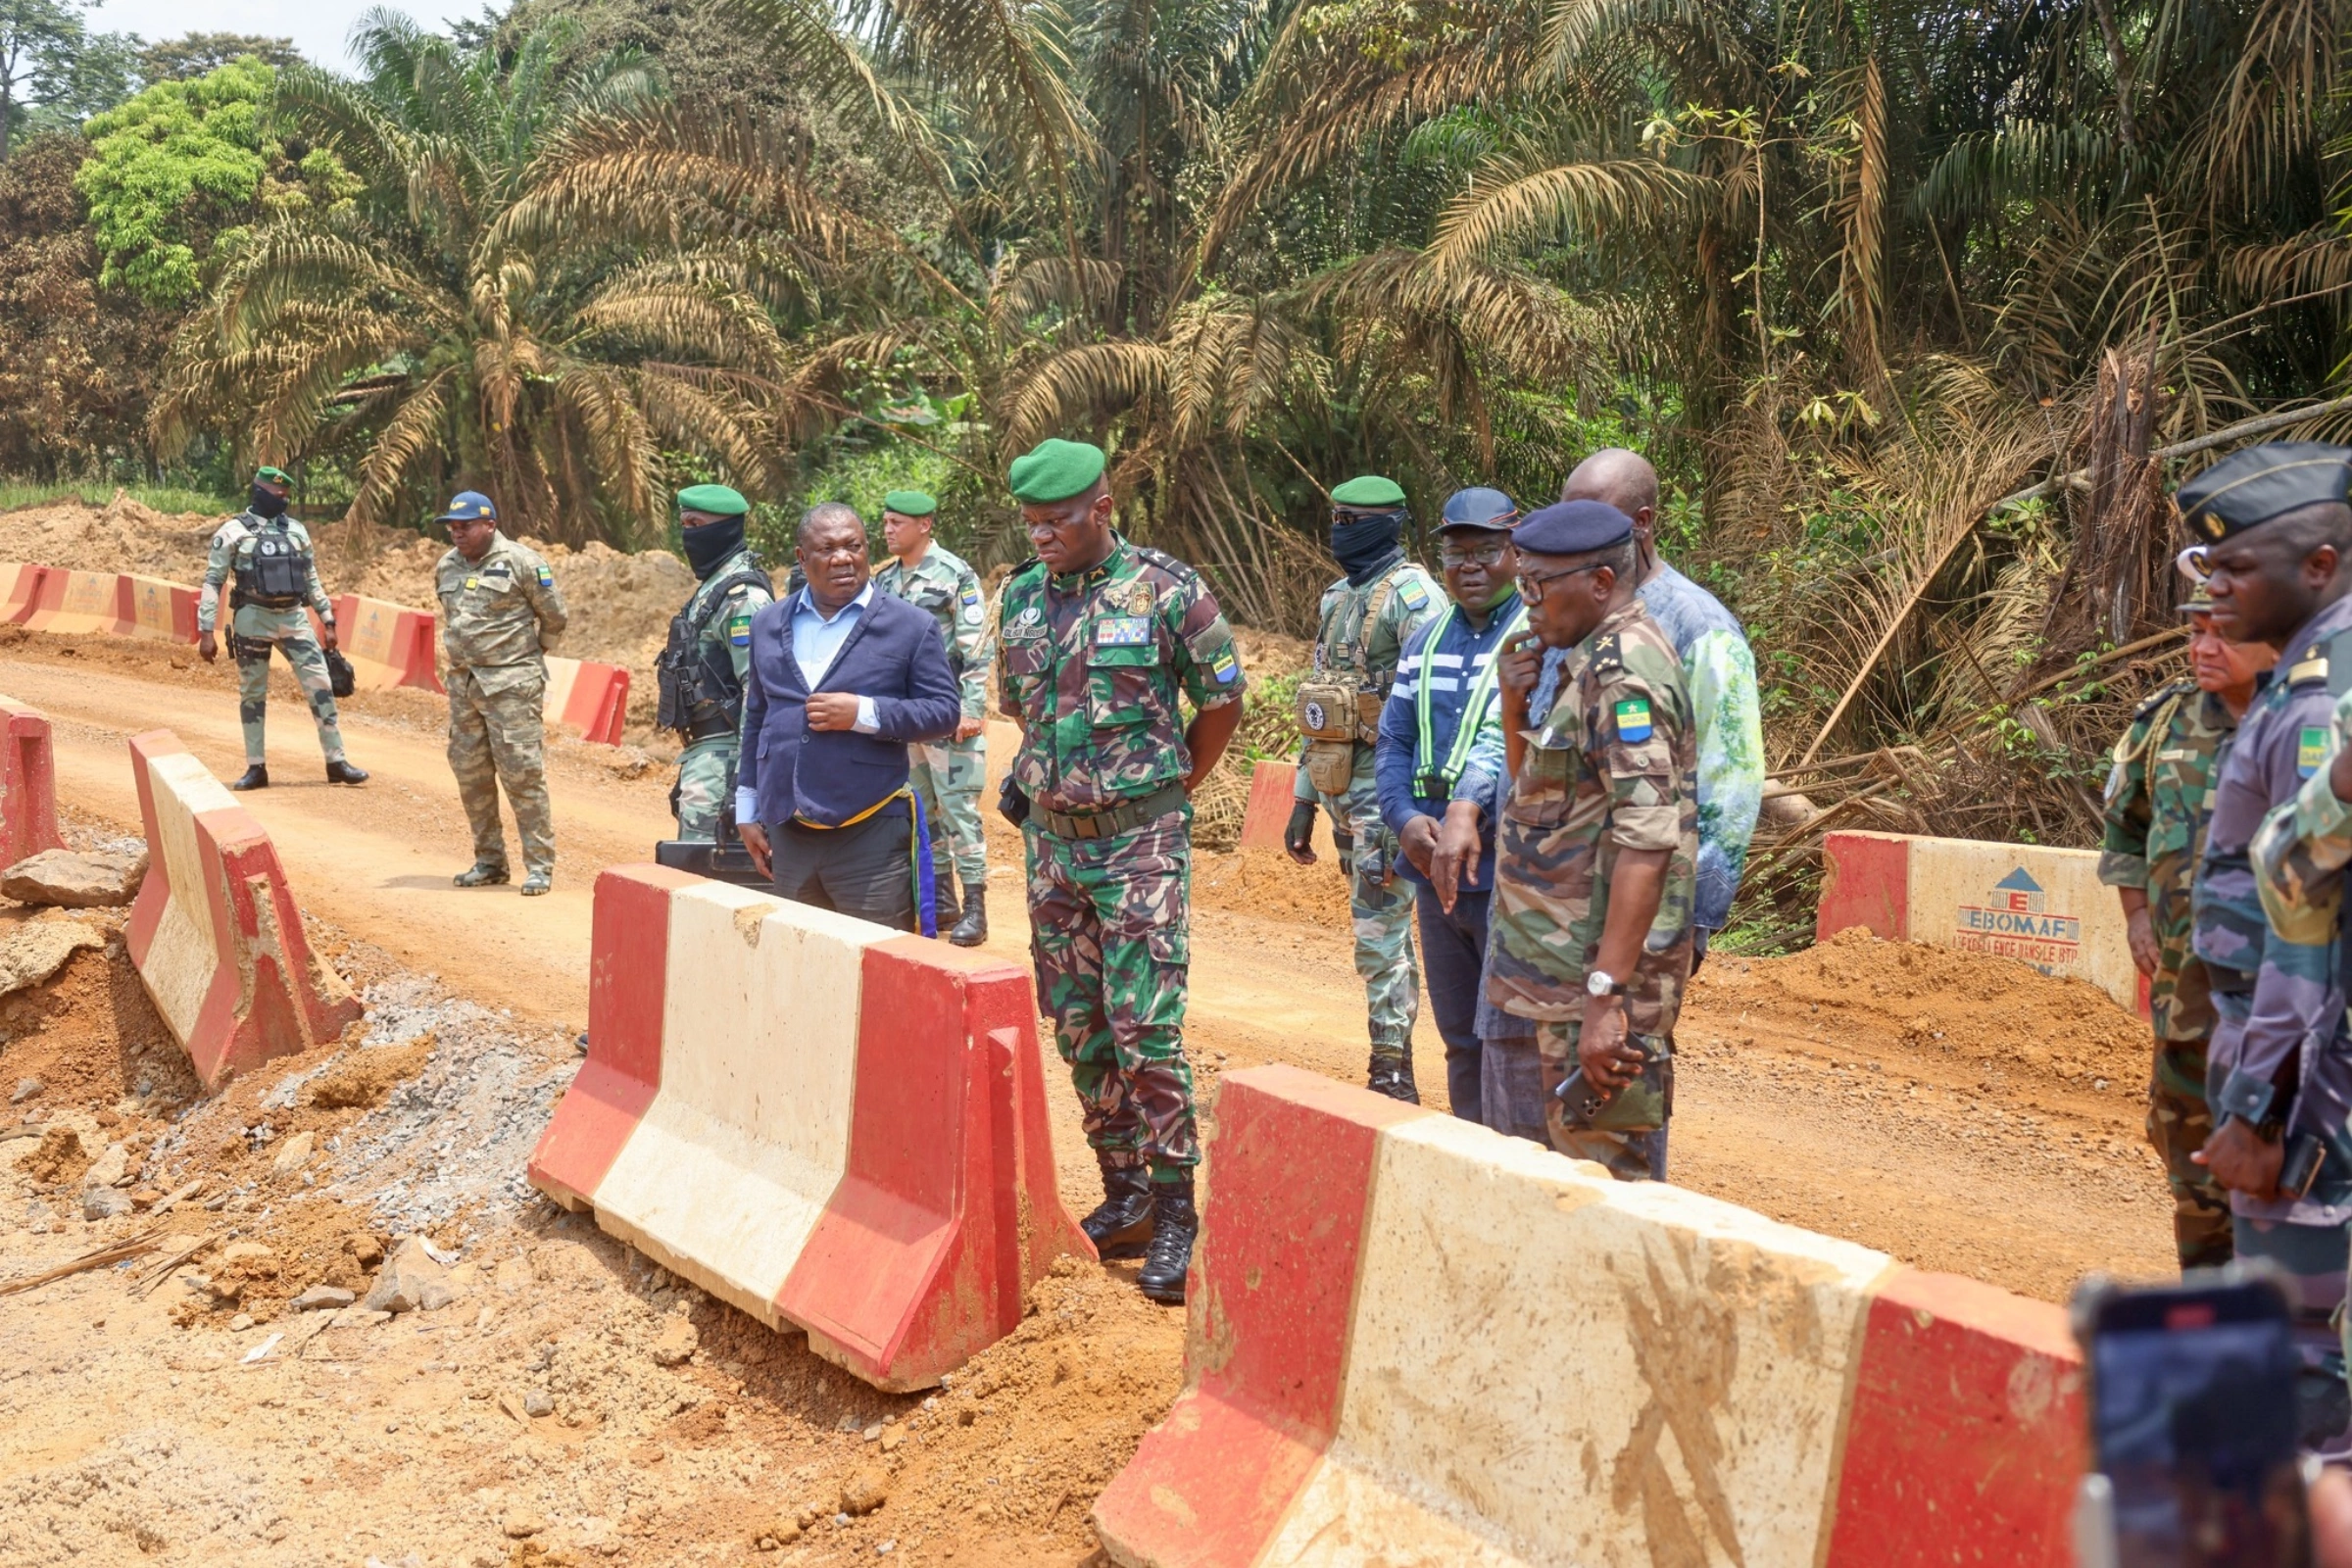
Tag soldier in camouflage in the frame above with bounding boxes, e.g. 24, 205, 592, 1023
433, 491, 569, 897
2183, 442, 2352, 1449
2098, 575, 2273, 1272
874, 488, 995, 946
1487, 500, 1698, 1183
998, 438, 1246, 1304
658, 484, 773, 842
196, 465, 369, 790
1283, 474, 1445, 1101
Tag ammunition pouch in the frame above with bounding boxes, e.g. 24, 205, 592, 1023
1297, 676, 1384, 795
1295, 676, 1357, 742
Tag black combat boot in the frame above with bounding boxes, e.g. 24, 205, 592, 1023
1081, 1159, 1156, 1261
1366, 1053, 1420, 1104
325, 759, 369, 785
950, 883, 988, 947
1136, 1176, 1198, 1305
228, 763, 269, 791
933, 870, 960, 929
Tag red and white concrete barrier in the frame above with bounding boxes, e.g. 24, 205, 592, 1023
0, 698, 65, 865
1818, 829, 2142, 1012
321, 593, 444, 693
1094, 1065, 2083, 1567
543, 656, 630, 746
122, 574, 200, 643
18, 567, 131, 637
0, 563, 40, 623
1237, 760, 1299, 852
123, 729, 363, 1089
528, 866, 1088, 1390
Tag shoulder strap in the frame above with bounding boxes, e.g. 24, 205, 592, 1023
689, 567, 771, 636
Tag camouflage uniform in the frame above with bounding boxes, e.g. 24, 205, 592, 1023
2097, 679, 2237, 1270
1294, 556, 1444, 1080
435, 533, 568, 877
662, 546, 773, 841
199, 511, 347, 764
875, 542, 995, 884
999, 535, 1246, 1183
1487, 599, 1698, 1182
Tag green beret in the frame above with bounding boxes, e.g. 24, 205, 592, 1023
676, 483, 748, 517
883, 489, 937, 517
254, 466, 292, 487
1331, 474, 1406, 508
1008, 439, 1107, 504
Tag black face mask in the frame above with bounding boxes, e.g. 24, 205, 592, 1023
1330, 509, 1405, 584
250, 485, 289, 518
681, 514, 746, 579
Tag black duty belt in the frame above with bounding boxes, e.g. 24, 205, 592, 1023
232, 591, 306, 610
1035, 782, 1187, 842
681, 713, 736, 743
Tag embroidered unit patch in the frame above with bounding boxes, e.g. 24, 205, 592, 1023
1614, 698, 1653, 744
2299, 725, 2330, 779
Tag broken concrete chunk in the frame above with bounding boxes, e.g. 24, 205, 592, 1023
270, 1130, 315, 1175
81, 1187, 132, 1221
361, 1236, 446, 1314
9, 1077, 40, 1104
0, 919, 104, 998
80, 1143, 129, 1190
0, 849, 147, 908
291, 1286, 356, 1312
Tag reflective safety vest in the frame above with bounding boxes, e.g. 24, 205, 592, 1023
1410, 600, 1528, 799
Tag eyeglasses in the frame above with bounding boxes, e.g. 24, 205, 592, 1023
1516, 563, 1608, 601
1439, 543, 1511, 567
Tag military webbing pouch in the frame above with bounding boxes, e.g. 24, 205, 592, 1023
1297, 675, 1360, 794
246, 530, 311, 601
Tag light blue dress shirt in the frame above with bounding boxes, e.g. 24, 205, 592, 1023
735, 582, 882, 824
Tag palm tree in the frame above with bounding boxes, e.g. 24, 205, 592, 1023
153, 11, 857, 542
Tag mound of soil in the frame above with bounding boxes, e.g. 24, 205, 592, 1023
1194, 846, 1352, 925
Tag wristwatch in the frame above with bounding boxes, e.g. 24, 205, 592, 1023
1586, 970, 1624, 999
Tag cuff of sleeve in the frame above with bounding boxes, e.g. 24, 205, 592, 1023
1294, 764, 1319, 803
854, 697, 880, 735
2096, 852, 2151, 889
1608, 805, 1683, 853
2299, 762, 2352, 843
1451, 768, 1495, 807
734, 786, 760, 825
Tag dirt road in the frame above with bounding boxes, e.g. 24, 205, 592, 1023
3, 629, 2175, 1300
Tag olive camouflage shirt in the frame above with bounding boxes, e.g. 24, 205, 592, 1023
2098, 680, 2236, 1042
997, 535, 1245, 813
874, 542, 994, 722
197, 512, 333, 632
1292, 555, 1443, 801
434, 531, 568, 672
1487, 599, 1698, 1028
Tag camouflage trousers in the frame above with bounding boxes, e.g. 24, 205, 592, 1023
2146, 1038, 2232, 1272
1023, 809, 1198, 1182
447, 664, 554, 876
1317, 781, 1419, 1064
671, 737, 739, 843
229, 605, 344, 764
1537, 1017, 1672, 1183
911, 731, 987, 884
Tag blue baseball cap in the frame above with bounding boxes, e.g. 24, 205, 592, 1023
1439, 487, 1519, 532
436, 490, 497, 522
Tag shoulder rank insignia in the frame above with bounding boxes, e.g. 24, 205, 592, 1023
2300, 725, 2331, 779
2290, 652, 2329, 685
1589, 632, 1624, 671
1614, 697, 1653, 744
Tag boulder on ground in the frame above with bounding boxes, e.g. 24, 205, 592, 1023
362, 1236, 447, 1314
1, 849, 147, 908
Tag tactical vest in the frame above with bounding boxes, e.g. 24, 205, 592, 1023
1297, 565, 1408, 795
657, 564, 770, 739
232, 518, 311, 609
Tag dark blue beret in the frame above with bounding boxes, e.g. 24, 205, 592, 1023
1439, 487, 1518, 531
2176, 441, 2352, 543
1514, 499, 1633, 556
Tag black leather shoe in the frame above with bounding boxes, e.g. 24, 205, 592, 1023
1081, 1163, 1157, 1261
228, 764, 269, 791
949, 884, 988, 947
1367, 1057, 1420, 1104
325, 759, 369, 785
1136, 1179, 1198, 1304
933, 871, 960, 929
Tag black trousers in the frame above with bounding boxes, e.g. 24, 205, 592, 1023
767, 798, 915, 932
1412, 883, 1490, 1124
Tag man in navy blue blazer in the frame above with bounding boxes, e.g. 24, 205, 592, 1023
736, 503, 961, 929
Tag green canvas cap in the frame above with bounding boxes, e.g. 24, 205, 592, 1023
1008, 439, 1107, 504
676, 483, 748, 517
883, 489, 937, 517
254, 466, 293, 487
1331, 474, 1406, 508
